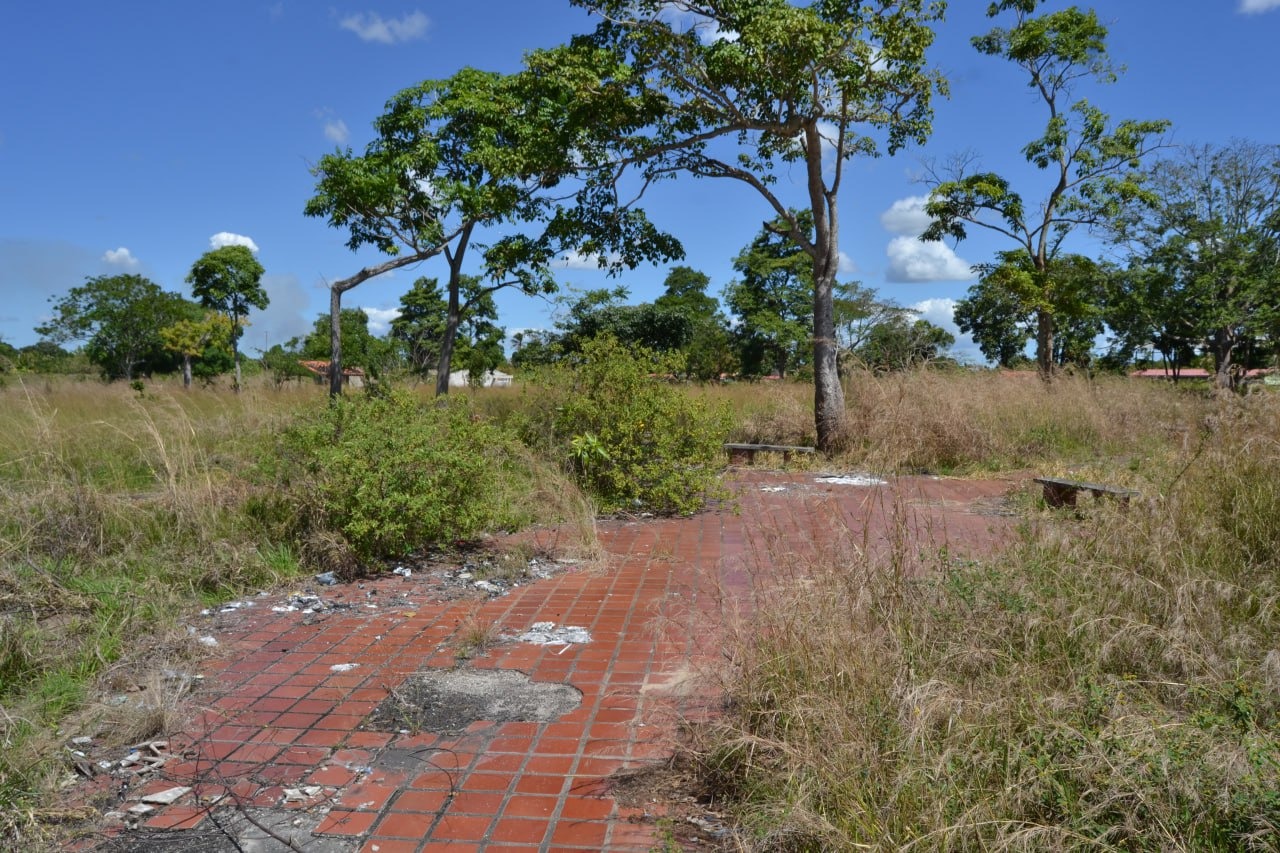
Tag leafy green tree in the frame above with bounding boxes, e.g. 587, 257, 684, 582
655, 266, 735, 380
953, 271, 1033, 368
261, 342, 313, 386
306, 66, 676, 397
36, 274, 191, 380
832, 282, 913, 371
159, 311, 234, 389
186, 244, 268, 390
1108, 141, 1280, 388
388, 275, 505, 386
548, 0, 947, 450
924, 1, 1167, 377
389, 278, 450, 377
300, 308, 393, 375
724, 217, 815, 378
854, 315, 955, 371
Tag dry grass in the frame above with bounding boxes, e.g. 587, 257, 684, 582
694, 388, 1280, 851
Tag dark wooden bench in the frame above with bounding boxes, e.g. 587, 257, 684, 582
1034, 476, 1139, 508
725, 443, 816, 465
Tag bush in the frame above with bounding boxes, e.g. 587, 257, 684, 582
516, 337, 732, 515
280, 391, 531, 560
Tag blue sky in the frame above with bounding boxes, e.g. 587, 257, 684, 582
2, 1, 1278, 361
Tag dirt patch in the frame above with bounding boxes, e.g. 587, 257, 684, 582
608, 760, 729, 849
367, 669, 581, 734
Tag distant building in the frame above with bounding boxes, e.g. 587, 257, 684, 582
447, 369, 513, 388
1129, 367, 1274, 382
299, 360, 366, 389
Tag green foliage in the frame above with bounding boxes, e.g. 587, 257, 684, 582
186, 244, 268, 386
924, 1, 1168, 375
517, 337, 731, 515
280, 391, 530, 559
724, 214, 816, 378
300, 307, 393, 373
854, 315, 955, 371
35, 274, 193, 380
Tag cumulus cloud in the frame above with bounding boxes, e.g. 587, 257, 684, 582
880, 195, 974, 283
210, 232, 260, 253
910, 297, 984, 362
323, 118, 350, 144
360, 306, 401, 335
886, 237, 974, 283
339, 10, 430, 44
102, 247, 139, 268
879, 195, 935, 236
838, 251, 858, 274
552, 250, 621, 270
1240, 0, 1280, 12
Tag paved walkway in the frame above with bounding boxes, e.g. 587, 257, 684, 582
77, 471, 1019, 852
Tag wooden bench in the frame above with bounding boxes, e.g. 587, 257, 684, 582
724, 443, 816, 465
1034, 476, 1139, 508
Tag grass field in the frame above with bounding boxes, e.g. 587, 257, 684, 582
2, 368, 1276, 849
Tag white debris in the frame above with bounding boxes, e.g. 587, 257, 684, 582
760, 486, 788, 493
314, 572, 338, 586
271, 605, 299, 613
70, 736, 93, 746
330, 663, 359, 672
815, 474, 887, 487
197, 635, 218, 647
282, 786, 324, 803
141, 785, 191, 805
392, 566, 412, 578
515, 622, 591, 646
218, 601, 251, 613
126, 803, 156, 816
473, 580, 502, 594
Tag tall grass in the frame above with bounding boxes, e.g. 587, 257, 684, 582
696, 389, 1280, 850
722, 369, 1204, 474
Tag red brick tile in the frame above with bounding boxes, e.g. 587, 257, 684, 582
392, 789, 450, 812
448, 791, 504, 815
550, 818, 609, 847
513, 774, 567, 795
503, 795, 559, 819
359, 839, 419, 853
490, 818, 549, 844
143, 806, 207, 831
374, 810, 434, 838
314, 810, 378, 836
559, 796, 614, 821
345, 731, 394, 748
428, 813, 491, 841
336, 781, 399, 810
458, 772, 512, 792
306, 764, 356, 787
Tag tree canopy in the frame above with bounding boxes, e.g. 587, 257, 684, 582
186, 244, 268, 389
544, 0, 947, 450
924, 0, 1167, 377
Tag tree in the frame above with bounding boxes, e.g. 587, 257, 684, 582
854, 315, 955, 371
552, 0, 947, 451
654, 266, 735, 380
953, 270, 1034, 368
923, 1, 1167, 377
832, 281, 911, 370
36, 274, 191, 380
724, 216, 815, 378
300, 308, 393, 375
159, 311, 233, 389
390, 276, 505, 383
305, 66, 677, 397
186, 244, 268, 390
1108, 141, 1280, 389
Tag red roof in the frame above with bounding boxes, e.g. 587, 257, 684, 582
1129, 367, 1272, 379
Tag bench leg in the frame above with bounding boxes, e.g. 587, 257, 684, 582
782, 451, 792, 465
1042, 482, 1077, 508
729, 448, 752, 465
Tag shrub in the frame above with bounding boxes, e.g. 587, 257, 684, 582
280, 390, 531, 560
516, 337, 732, 515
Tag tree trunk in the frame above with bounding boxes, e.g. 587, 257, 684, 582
1211, 328, 1236, 391
813, 266, 844, 453
1035, 309, 1055, 379
434, 223, 474, 398
434, 284, 461, 397
329, 286, 344, 398
181, 355, 192, 390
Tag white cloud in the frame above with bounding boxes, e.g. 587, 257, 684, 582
360, 306, 400, 335
837, 251, 858, 274
881, 195, 972, 283
102, 247, 139, 269
885, 236, 974, 283
879, 195, 935, 236
552, 250, 621, 270
1240, 0, 1280, 13
210, 232, 260, 253
339, 10, 430, 44
909, 298, 958, 329
323, 118, 349, 144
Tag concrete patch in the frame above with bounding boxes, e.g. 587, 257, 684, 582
94, 809, 354, 852
367, 669, 582, 735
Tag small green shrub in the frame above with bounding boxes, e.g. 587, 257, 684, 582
280, 391, 530, 560
516, 337, 732, 515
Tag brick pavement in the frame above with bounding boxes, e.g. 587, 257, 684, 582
79, 471, 1020, 851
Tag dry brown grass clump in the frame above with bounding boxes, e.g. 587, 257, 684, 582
696, 391, 1280, 850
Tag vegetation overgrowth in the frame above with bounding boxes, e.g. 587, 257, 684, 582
2, 365, 1276, 850
694, 384, 1280, 850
